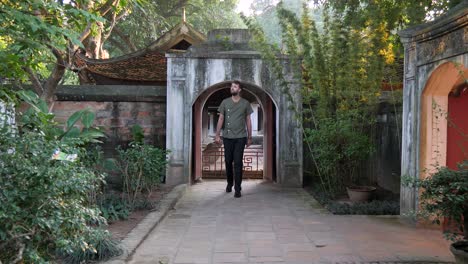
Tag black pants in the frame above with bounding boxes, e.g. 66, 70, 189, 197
223, 137, 247, 192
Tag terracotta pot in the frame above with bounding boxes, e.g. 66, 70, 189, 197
346, 186, 376, 202
450, 241, 468, 264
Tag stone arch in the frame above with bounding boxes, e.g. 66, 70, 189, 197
191, 80, 279, 109
420, 62, 468, 177
191, 81, 278, 184
165, 28, 303, 187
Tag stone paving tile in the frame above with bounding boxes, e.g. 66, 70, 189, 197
213, 253, 247, 263
284, 250, 321, 262
249, 245, 283, 257
248, 256, 285, 262
128, 180, 454, 264
214, 243, 248, 253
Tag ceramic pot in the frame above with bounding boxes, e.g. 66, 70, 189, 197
346, 186, 376, 202
450, 241, 468, 264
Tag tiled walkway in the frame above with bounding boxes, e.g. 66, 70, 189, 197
128, 180, 453, 264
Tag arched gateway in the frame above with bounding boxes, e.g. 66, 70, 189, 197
398, 2, 467, 218
165, 29, 303, 187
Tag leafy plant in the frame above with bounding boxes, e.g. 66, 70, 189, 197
98, 194, 131, 222
304, 110, 375, 192
17, 90, 105, 145
57, 228, 122, 264
0, 90, 118, 263
0, 128, 107, 262
416, 162, 468, 241
109, 143, 168, 207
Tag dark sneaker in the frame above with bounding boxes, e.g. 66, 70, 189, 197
226, 185, 232, 193
234, 191, 241, 198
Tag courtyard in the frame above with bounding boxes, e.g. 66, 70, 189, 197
128, 180, 453, 264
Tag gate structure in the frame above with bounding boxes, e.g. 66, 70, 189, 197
398, 2, 467, 218
165, 29, 303, 186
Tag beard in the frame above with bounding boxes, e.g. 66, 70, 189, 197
231, 91, 239, 96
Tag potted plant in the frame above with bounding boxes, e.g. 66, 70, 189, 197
346, 185, 376, 202
416, 161, 468, 263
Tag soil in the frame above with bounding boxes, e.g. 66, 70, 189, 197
106, 185, 174, 241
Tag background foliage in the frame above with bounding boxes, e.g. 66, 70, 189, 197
244, 0, 462, 196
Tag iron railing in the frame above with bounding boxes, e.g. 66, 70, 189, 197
202, 145, 263, 179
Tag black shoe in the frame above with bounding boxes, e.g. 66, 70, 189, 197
226, 185, 232, 193
234, 191, 241, 198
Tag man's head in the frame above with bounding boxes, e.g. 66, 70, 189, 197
231, 80, 242, 96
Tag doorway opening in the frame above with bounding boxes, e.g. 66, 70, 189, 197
191, 82, 277, 184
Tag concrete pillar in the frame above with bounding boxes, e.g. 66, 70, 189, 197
166, 56, 188, 186
209, 113, 215, 136
251, 103, 259, 136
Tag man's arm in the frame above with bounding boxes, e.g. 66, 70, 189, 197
215, 114, 224, 144
246, 114, 252, 147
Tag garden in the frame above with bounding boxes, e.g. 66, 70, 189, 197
0, 90, 168, 263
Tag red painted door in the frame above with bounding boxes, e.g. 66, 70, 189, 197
446, 88, 468, 170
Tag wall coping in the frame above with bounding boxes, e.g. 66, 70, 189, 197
55, 85, 166, 102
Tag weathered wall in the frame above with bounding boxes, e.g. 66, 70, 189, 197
53, 85, 167, 156
398, 1, 468, 219
373, 96, 402, 195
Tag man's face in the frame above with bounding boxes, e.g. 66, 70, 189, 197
230, 83, 241, 96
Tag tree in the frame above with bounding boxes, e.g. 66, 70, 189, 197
0, 0, 143, 104
105, 0, 245, 56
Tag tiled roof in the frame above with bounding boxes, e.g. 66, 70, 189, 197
75, 50, 167, 82
76, 22, 206, 84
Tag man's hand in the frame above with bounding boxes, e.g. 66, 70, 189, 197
215, 135, 221, 145
246, 137, 252, 148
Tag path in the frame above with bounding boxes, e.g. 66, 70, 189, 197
128, 180, 453, 264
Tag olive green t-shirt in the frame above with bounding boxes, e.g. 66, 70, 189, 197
218, 97, 253, 139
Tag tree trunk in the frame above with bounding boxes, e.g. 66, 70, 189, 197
42, 64, 65, 105
84, 21, 104, 59
41, 47, 66, 105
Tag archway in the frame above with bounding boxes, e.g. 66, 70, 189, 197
191, 81, 277, 184
420, 62, 468, 177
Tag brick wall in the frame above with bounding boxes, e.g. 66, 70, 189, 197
52, 101, 166, 156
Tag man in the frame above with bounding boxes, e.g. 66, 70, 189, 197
215, 80, 253, 198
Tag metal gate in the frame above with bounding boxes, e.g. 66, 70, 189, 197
202, 145, 263, 179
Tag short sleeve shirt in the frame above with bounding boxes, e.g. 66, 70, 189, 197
218, 97, 253, 139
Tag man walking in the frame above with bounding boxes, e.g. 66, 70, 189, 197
215, 80, 253, 198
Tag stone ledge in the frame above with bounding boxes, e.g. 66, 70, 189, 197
55, 85, 167, 102
102, 183, 187, 264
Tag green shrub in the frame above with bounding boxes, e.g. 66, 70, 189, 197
98, 194, 131, 222
326, 200, 400, 215
307, 186, 399, 215
0, 90, 120, 263
304, 110, 375, 194
57, 228, 122, 264
109, 142, 168, 207
403, 162, 468, 241
0, 131, 109, 262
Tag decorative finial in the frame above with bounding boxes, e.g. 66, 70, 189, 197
182, 7, 186, 22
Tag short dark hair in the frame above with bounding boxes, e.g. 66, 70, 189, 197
232, 80, 242, 89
